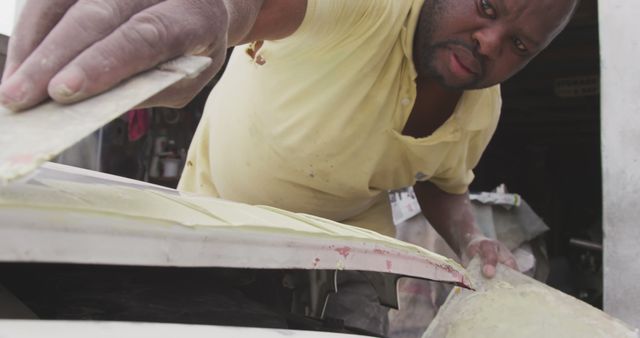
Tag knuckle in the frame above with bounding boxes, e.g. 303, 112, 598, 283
480, 240, 497, 251
72, 0, 122, 34
123, 11, 172, 53
466, 247, 478, 257
171, 16, 211, 53
76, 0, 116, 14
484, 248, 498, 260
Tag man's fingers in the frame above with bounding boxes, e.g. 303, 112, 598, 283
1, 0, 228, 109
480, 241, 499, 278
499, 246, 519, 271
0, 0, 161, 110
48, 0, 227, 104
465, 237, 519, 277
2, 0, 77, 82
0, 0, 77, 109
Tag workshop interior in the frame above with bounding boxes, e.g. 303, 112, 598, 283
2, 1, 601, 306
0, 0, 636, 337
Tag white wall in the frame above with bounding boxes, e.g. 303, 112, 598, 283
14, 0, 25, 23
600, 0, 640, 328
0, 0, 17, 36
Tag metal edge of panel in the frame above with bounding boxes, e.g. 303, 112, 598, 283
0, 320, 372, 338
0, 56, 211, 184
0, 206, 469, 287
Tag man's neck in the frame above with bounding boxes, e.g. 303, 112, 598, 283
402, 77, 463, 138
417, 76, 463, 96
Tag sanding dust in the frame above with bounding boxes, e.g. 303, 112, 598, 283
445, 283, 634, 338
424, 259, 638, 338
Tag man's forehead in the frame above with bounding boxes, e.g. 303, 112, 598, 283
503, 0, 577, 19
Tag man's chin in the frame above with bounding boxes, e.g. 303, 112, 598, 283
421, 67, 476, 90
437, 74, 496, 91
434, 76, 479, 91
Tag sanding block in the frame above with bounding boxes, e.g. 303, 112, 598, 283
0, 56, 212, 184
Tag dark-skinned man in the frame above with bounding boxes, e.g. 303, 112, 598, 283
0, 0, 579, 335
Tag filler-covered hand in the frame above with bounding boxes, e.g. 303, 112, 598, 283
0, 0, 233, 110
463, 235, 519, 278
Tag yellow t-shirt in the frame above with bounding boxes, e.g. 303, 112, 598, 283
179, 0, 502, 237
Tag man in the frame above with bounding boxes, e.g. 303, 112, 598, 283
0, 0, 578, 334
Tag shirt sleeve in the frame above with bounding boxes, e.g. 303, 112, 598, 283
428, 136, 484, 195
429, 88, 503, 195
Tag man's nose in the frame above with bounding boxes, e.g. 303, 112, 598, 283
472, 26, 504, 59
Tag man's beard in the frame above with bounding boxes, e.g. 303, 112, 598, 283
421, 40, 484, 89
415, 0, 485, 90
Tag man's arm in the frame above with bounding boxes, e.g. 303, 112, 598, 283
414, 181, 518, 278
0, 0, 307, 110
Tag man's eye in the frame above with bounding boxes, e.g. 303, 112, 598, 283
480, 0, 497, 19
513, 37, 528, 52
513, 38, 529, 52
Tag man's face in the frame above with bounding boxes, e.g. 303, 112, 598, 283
415, 0, 578, 90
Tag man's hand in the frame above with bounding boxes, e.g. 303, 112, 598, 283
414, 181, 519, 279
462, 235, 518, 278
0, 0, 255, 110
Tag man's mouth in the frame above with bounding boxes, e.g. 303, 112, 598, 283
453, 47, 484, 77
453, 53, 476, 75
423, 40, 484, 87
448, 52, 477, 81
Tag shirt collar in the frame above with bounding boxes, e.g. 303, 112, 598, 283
401, 0, 425, 83
454, 86, 502, 131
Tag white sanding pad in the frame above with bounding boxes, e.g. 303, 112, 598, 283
0, 56, 212, 184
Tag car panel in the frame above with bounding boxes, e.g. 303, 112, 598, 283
0, 320, 371, 338
0, 163, 470, 287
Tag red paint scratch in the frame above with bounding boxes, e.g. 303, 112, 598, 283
373, 248, 391, 255
386, 260, 393, 271
335, 247, 351, 258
